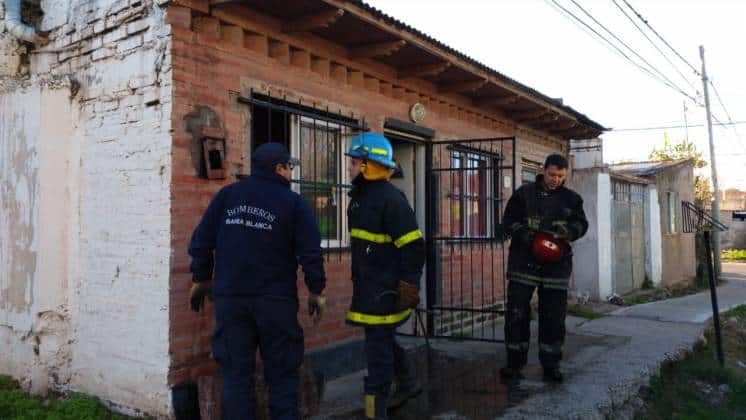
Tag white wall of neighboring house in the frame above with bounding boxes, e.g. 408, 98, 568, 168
569, 168, 613, 301
596, 173, 613, 299
1, 0, 173, 416
645, 185, 663, 287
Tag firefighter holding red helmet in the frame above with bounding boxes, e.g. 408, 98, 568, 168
500, 154, 588, 382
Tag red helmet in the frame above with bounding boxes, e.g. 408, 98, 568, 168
531, 231, 569, 264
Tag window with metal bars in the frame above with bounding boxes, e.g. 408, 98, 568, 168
612, 181, 645, 204
448, 149, 497, 238
245, 93, 363, 251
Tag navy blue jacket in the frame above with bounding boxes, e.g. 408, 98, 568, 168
188, 169, 326, 298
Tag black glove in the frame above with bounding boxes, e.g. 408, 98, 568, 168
189, 281, 213, 312
308, 293, 326, 325
551, 224, 572, 240
397, 281, 420, 310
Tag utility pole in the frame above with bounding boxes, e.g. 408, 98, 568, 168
700, 45, 721, 276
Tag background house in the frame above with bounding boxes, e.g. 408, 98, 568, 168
0, 0, 604, 416
609, 159, 696, 288
720, 188, 746, 250
569, 139, 662, 300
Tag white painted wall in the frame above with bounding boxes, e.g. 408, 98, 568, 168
568, 169, 613, 301
596, 173, 613, 299
1, 0, 174, 416
0, 83, 74, 396
645, 185, 663, 286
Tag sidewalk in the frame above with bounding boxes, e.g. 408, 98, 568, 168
313, 263, 746, 420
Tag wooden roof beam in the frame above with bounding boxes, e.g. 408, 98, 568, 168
542, 119, 578, 131
526, 113, 560, 125
510, 109, 547, 122
439, 79, 487, 94
282, 9, 344, 33
349, 40, 406, 59
473, 94, 520, 108
397, 62, 450, 79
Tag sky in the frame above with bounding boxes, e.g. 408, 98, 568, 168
364, 0, 746, 190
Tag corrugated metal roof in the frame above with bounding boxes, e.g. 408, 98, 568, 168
348, 0, 607, 132
609, 158, 693, 177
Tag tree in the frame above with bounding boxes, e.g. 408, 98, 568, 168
649, 134, 707, 168
649, 134, 712, 206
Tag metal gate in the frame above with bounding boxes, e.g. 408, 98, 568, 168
420, 137, 516, 342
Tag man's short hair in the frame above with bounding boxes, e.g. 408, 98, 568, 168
544, 154, 569, 170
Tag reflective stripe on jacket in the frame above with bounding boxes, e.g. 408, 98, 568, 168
346, 175, 425, 327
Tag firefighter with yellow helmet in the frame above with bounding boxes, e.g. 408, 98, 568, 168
345, 133, 425, 419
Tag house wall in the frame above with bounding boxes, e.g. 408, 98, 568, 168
720, 211, 746, 250
656, 163, 696, 287
645, 185, 663, 286
166, 5, 570, 386
1, 0, 173, 416
568, 168, 612, 300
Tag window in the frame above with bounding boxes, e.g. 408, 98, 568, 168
249, 94, 359, 249
292, 117, 351, 248
521, 169, 537, 185
612, 181, 645, 204
521, 159, 542, 186
667, 191, 680, 234
449, 149, 496, 238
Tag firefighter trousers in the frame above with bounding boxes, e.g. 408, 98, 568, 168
364, 327, 416, 396
504, 281, 567, 369
212, 296, 304, 420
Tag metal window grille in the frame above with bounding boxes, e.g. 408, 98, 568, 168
240, 91, 367, 257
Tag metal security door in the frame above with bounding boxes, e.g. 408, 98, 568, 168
423, 137, 516, 342
611, 181, 646, 294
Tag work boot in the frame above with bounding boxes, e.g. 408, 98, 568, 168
388, 380, 422, 409
543, 367, 563, 382
364, 393, 388, 419
389, 346, 421, 409
499, 366, 523, 379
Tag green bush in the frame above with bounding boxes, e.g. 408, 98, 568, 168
722, 249, 746, 261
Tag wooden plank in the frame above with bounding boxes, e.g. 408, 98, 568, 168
397, 62, 450, 79
510, 109, 548, 122
439, 79, 487, 94
283, 9, 344, 33
349, 40, 406, 59
473, 95, 519, 108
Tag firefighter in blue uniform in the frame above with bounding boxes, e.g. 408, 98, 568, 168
345, 133, 425, 419
500, 154, 588, 382
188, 142, 326, 420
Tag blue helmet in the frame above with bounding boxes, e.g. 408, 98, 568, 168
346, 133, 396, 169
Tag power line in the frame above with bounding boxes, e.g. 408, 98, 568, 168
612, 121, 746, 132
546, 0, 699, 103
610, 0, 700, 95
709, 80, 746, 152
620, 0, 701, 76
568, 0, 694, 99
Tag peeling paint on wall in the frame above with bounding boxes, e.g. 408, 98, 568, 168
0, 86, 41, 314
1, 0, 173, 415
